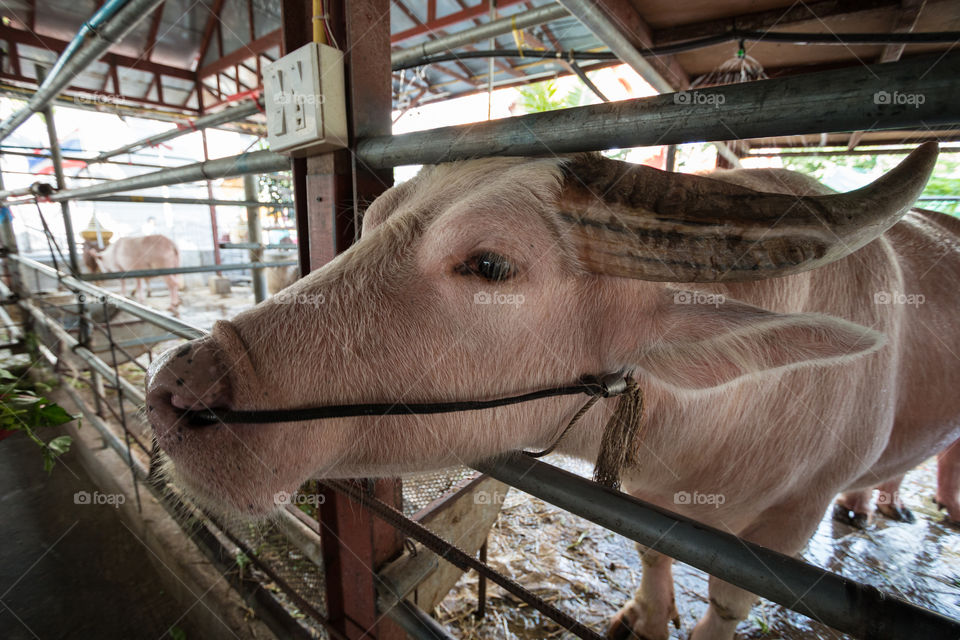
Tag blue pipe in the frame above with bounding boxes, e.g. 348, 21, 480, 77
43, 0, 131, 83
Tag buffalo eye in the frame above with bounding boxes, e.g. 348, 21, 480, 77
456, 251, 516, 282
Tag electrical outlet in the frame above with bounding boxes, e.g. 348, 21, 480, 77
263, 42, 347, 156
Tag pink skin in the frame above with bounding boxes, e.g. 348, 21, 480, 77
146, 157, 960, 640
85, 235, 181, 312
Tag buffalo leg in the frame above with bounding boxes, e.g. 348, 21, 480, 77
876, 475, 915, 523
608, 544, 679, 640
164, 275, 180, 312
936, 437, 960, 524
690, 499, 825, 640
832, 489, 872, 528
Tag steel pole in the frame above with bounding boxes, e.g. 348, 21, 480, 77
476, 453, 960, 640
0, 0, 167, 142
56, 195, 294, 208
358, 52, 960, 168
91, 100, 261, 164
244, 174, 266, 302
37, 68, 80, 276
0, 150, 290, 203
8, 254, 204, 340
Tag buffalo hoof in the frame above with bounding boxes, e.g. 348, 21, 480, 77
878, 503, 916, 523
934, 500, 960, 530
833, 504, 869, 529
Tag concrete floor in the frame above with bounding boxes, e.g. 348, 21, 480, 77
0, 431, 197, 640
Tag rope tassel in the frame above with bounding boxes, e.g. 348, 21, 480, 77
593, 378, 644, 490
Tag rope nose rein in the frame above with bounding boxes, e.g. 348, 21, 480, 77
182, 372, 644, 489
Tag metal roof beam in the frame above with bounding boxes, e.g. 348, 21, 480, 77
0, 24, 195, 82
196, 0, 227, 70
391, 0, 529, 43
143, 2, 166, 61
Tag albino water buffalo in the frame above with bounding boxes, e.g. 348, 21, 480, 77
84, 234, 181, 312
265, 250, 300, 295
146, 142, 959, 639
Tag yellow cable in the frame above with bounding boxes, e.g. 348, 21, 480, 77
312, 0, 327, 45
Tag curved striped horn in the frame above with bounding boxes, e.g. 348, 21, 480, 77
559, 142, 939, 282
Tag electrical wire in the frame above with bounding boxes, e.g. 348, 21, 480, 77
393, 29, 960, 71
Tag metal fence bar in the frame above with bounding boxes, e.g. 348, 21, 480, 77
90, 101, 261, 164
65, 195, 294, 209
77, 260, 297, 280
21, 298, 146, 403
475, 453, 960, 640
0, 0, 167, 143
0, 150, 290, 202
8, 253, 204, 340
359, 52, 960, 168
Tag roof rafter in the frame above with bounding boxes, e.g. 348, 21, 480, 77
196, 0, 227, 69
143, 2, 166, 61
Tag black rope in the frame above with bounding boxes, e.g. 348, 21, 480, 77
393, 30, 960, 71
184, 374, 626, 426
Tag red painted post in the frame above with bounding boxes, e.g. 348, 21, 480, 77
281, 0, 403, 637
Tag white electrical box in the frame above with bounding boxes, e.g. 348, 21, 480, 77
263, 42, 348, 156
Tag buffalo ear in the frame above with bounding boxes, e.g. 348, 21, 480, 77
629, 289, 883, 390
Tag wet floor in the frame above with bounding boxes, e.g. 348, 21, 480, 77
0, 431, 196, 640
436, 455, 960, 639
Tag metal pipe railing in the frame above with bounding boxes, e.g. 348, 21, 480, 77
89, 100, 262, 164
390, 3, 570, 69
0, 0, 167, 143
76, 260, 297, 280
0, 150, 290, 202
476, 453, 960, 640
73, 195, 294, 208
360, 51, 960, 168
8, 253, 204, 340
22, 298, 146, 402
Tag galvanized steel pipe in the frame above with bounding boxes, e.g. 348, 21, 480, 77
476, 453, 960, 640
359, 52, 960, 167
0, 0, 167, 142
0, 150, 290, 202
90, 100, 261, 164
7, 253, 204, 340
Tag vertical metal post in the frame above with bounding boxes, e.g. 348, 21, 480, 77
244, 174, 266, 302
201, 129, 223, 275
282, 1, 403, 638
0, 158, 24, 298
37, 66, 80, 276
37, 65, 102, 415
664, 144, 677, 172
